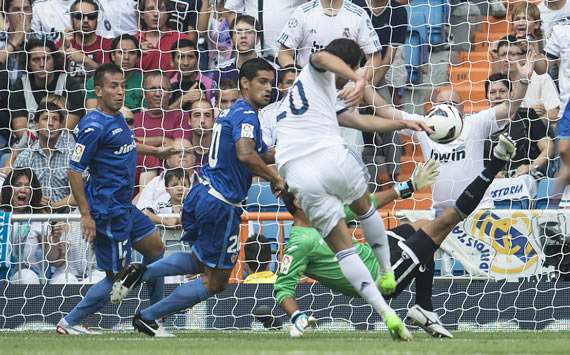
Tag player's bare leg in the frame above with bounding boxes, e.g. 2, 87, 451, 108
325, 219, 412, 341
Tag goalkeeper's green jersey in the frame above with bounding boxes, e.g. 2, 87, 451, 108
273, 226, 379, 304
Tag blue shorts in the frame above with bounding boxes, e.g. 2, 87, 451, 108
92, 205, 157, 273
181, 183, 242, 270
559, 104, 570, 140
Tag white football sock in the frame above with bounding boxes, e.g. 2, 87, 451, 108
358, 207, 392, 274
336, 247, 392, 317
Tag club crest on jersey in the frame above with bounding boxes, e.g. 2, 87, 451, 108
280, 255, 293, 274
114, 141, 136, 155
241, 123, 255, 139
343, 27, 351, 38
70, 143, 85, 162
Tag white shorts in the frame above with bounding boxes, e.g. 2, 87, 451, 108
278, 145, 369, 237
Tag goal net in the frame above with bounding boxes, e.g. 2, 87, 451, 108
1, 0, 570, 333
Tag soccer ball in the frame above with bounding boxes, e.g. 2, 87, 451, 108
424, 104, 464, 144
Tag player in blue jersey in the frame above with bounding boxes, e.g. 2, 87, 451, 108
111, 58, 284, 337
56, 63, 180, 335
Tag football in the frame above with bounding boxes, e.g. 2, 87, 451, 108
424, 104, 464, 144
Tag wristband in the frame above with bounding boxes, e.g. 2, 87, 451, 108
394, 180, 414, 199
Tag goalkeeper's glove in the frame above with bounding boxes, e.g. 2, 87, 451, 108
394, 159, 440, 199
289, 311, 317, 338
377, 272, 396, 295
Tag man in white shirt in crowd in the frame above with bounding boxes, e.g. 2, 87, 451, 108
32, 0, 138, 40
276, 0, 382, 84
225, 0, 308, 60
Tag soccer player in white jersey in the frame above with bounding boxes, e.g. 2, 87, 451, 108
277, 0, 382, 83
275, 38, 431, 341
364, 61, 535, 214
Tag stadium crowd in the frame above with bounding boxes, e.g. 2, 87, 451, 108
0, 0, 568, 286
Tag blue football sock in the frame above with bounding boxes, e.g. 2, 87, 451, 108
140, 278, 209, 321
143, 252, 200, 282
64, 277, 112, 326
143, 252, 165, 305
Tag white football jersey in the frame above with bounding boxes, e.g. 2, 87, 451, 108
276, 0, 381, 67
545, 21, 570, 112
259, 99, 282, 146
276, 62, 345, 166
538, 0, 570, 39
32, 0, 137, 40
400, 108, 504, 212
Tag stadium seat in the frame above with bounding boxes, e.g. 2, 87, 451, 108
246, 181, 285, 212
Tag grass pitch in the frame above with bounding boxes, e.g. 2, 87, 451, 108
1, 330, 569, 355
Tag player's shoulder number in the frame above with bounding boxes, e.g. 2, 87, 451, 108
277, 80, 310, 122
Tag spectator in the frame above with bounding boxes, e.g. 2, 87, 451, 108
32, 0, 138, 40
243, 234, 276, 283
352, 0, 408, 103
169, 38, 216, 110
136, 138, 195, 216
8, 38, 85, 135
210, 14, 264, 87
489, 5, 548, 75
13, 102, 75, 212
539, 0, 570, 40
134, 71, 191, 187
187, 100, 214, 169
0, 168, 43, 283
215, 79, 241, 112
166, 0, 202, 43
142, 167, 192, 228
259, 65, 300, 146
494, 37, 560, 123
545, 18, 570, 113
0, 0, 47, 83
276, 0, 382, 84
84, 34, 144, 122
136, 0, 192, 78
485, 73, 554, 178
225, 0, 308, 60
58, 0, 112, 82
196, 0, 235, 69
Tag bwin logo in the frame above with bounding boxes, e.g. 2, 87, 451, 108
114, 141, 136, 155
429, 145, 466, 163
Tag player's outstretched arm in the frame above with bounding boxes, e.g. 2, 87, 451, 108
337, 110, 433, 135
236, 138, 284, 194
362, 86, 405, 120
135, 143, 188, 160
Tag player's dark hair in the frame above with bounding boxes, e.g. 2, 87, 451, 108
244, 234, 272, 273
239, 58, 274, 84
231, 14, 262, 35
280, 188, 297, 215
24, 38, 65, 74
164, 168, 190, 187
143, 70, 171, 89
323, 38, 364, 69
278, 64, 301, 84
171, 39, 197, 60
94, 63, 123, 87
485, 73, 511, 98
33, 102, 65, 123
185, 99, 214, 115
110, 34, 141, 63
3, 0, 31, 12
1, 168, 43, 213
70, 0, 99, 14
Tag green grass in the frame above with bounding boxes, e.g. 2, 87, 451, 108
1, 331, 569, 355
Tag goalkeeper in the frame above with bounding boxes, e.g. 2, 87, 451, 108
276, 134, 516, 339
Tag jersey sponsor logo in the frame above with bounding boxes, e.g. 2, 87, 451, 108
111, 127, 123, 136
280, 255, 293, 274
428, 145, 466, 163
241, 123, 255, 138
71, 143, 85, 162
114, 141, 136, 155
84, 128, 95, 134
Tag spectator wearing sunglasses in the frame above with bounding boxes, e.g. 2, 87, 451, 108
57, 0, 112, 82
